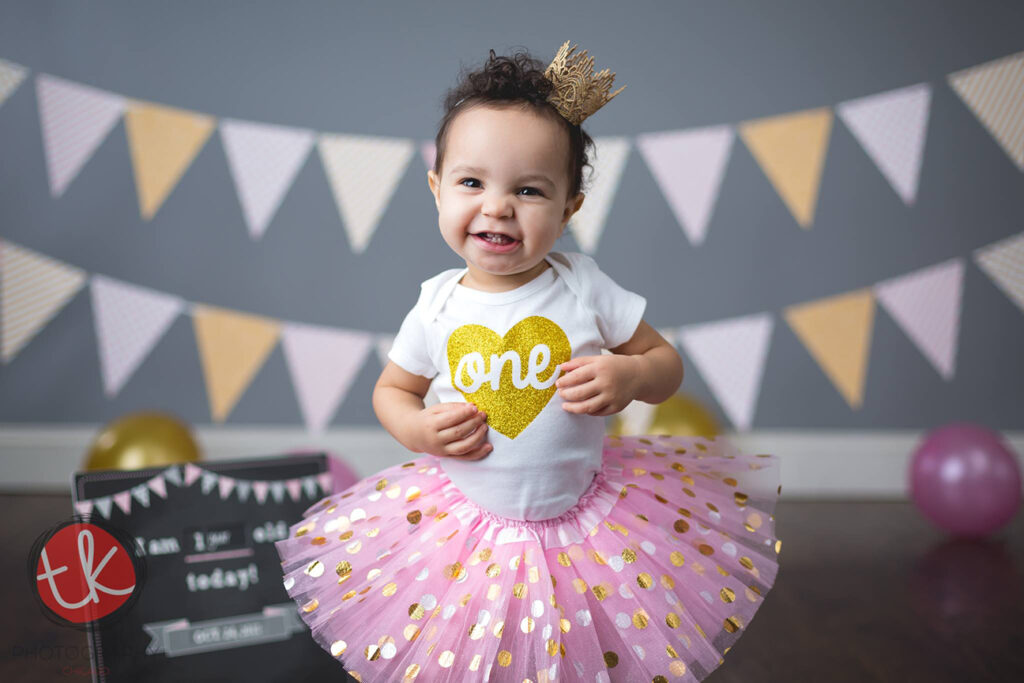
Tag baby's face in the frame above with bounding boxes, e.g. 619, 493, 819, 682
428, 104, 583, 291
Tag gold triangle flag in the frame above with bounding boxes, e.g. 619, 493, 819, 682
124, 101, 215, 219
739, 107, 833, 229
784, 289, 875, 408
191, 305, 280, 422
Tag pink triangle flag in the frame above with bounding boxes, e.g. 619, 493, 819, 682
220, 119, 314, 239
837, 83, 931, 205
217, 476, 236, 500
286, 479, 302, 502
282, 323, 374, 432
875, 258, 965, 380
253, 481, 269, 504
316, 472, 332, 494
183, 462, 203, 487
74, 500, 93, 517
36, 74, 126, 197
147, 475, 167, 499
679, 313, 775, 431
636, 125, 735, 246
89, 275, 184, 397
420, 141, 436, 171
113, 491, 132, 515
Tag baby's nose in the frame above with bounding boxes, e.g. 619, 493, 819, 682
481, 193, 513, 217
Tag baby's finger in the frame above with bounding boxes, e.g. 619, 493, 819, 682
445, 423, 489, 456
438, 411, 487, 443
558, 380, 601, 403
555, 362, 596, 388
433, 402, 479, 429
561, 396, 606, 415
457, 443, 493, 461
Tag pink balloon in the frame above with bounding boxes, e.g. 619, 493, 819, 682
909, 423, 1022, 538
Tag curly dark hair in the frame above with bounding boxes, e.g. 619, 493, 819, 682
433, 48, 594, 198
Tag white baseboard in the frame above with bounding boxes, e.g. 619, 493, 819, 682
1, 424, 1022, 500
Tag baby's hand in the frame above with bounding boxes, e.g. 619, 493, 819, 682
556, 355, 640, 416
415, 402, 492, 460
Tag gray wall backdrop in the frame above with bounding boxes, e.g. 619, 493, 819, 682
0, 0, 1022, 430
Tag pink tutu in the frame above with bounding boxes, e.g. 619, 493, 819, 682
275, 435, 781, 682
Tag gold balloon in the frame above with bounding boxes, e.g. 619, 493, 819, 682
608, 392, 719, 437
84, 412, 201, 471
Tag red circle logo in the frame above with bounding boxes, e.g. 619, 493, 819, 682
31, 520, 142, 625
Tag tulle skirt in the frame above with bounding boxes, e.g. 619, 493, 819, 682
275, 435, 781, 682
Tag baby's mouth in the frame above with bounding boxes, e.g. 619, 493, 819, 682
473, 232, 518, 245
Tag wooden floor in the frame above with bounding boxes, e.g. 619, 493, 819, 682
1, 494, 1022, 682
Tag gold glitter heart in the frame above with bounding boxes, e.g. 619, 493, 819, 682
447, 316, 571, 439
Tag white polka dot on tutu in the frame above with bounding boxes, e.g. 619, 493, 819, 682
608, 555, 624, 572
576, 609, 592, 627
641, 541, 656, 554
615, 612, 630, 629
420, 594, 437, 610
531, 600, 544, 618
722, 542, 737, 557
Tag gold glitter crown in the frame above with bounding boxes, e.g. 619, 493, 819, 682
544, 41, 626, 126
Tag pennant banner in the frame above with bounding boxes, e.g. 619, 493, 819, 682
784, 289, 876, 409
569, 137, 631, 254
281, 323, 373, 433
636, 125, 735, 246
739, 107, 833, 229
0, 58, 27, 108
318, 133, 415, 253
837, 83, 931, 205
974, 231, 1024, 314
220, 118, 314, 240
679, 313, 774, 431
36, 74, 126, 197
875, 258, 964, 380
948, 50, 1024, 171
90, 274, 185, 396
191, 305, 281, 422
124, 101, 215, 219
0, 239, 87, 363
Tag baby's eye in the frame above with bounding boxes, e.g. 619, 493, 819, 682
458, 178, 481, 188
518, 187, 543, 196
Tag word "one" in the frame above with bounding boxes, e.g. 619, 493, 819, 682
454, 344, 561, 393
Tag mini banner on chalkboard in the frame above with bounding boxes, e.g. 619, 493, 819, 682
73, 454, 351, 682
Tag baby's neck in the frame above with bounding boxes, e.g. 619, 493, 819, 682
459, 260, 551, 292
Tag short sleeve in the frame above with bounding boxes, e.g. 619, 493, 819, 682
570, 253, 647, 348
387, 303, 438, 379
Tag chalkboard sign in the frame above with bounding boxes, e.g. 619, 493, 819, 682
72, 455, 354, 683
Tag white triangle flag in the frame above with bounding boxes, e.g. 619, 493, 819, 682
163, 465, 183, 487
130, 484, 151, 508
568, 137, 631, 254
837, 83, 931, 205
93, 496, 113, 519
89, 274, 184, 396
318, 133, 414, 253
636, 125, 735, 245
220, 119, 314, 239
0, 239, 87, 363
270, 481, 286, 503
282, 322, 373, 433
302, 476, 318, 499
36, 74, 126, 197
679, 313, 774, 431
948, 51, 1024, 171
875, 258, 964, 380
974, 231, 1024, 314
235, 480, 252, 502
0, 58, 28, 108
200, 471, 219, 495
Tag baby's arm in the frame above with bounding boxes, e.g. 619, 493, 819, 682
556, 320, 683, 416
373, 362, 492, 460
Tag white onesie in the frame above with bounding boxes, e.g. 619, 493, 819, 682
387, 251, 646, 520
